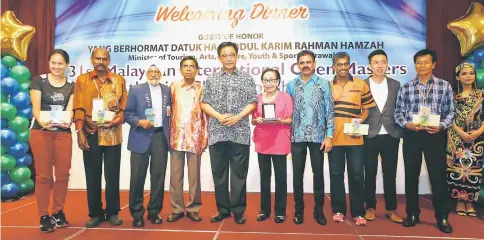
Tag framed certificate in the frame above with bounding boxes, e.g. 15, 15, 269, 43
92, 110, 115, 125
40, 111, 71, 124
412, 114, 440, 127
262, 103, 277, 121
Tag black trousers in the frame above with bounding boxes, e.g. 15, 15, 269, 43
364, 135, 400, 211
328, 145, 365, 217
129, 131, 168, 219
291, 142, 325, 213
83, 132, 121, 218
403, 130, 448, 220
209, 141, 250, 215
258, 153, 287, 216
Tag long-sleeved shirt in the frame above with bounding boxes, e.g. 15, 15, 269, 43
170, 79, 208, 154
286, 73, 335, 143
73, 70, 127, 146
394, 75, 454, 130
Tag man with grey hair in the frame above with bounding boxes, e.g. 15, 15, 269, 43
125, 64, 171, 227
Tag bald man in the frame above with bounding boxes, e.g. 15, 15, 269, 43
73, 48, 127, 228
125, 64, 171, 227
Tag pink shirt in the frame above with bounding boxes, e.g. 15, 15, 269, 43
252, 92, 293, 155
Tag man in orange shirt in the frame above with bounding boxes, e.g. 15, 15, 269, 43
167, 56, 207, 222
73, 48, 127, 228
328, 52, 376, 226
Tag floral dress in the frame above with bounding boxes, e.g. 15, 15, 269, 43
447, 90, 484, 203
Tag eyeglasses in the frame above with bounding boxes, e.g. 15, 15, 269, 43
221, 53, 237, 59
262, 79, 278, 84
147, 70, 161, 75
336, 62, 350, 67
182, 65, 197, 69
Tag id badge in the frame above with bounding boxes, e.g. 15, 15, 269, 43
419, 106, 431, 116
93, 99, 104, 111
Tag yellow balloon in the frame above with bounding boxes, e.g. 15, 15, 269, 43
447, 2, 484, 56
0, 11, 36, 61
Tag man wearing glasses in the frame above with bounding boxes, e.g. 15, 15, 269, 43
201, 42, 257, 224
167, 56, 207, 223
125, 64, 171, 227
286, 50, 334, 225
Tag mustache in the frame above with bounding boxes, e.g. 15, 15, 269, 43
96, 64, 106, 69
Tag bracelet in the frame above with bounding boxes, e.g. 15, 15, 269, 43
75, 129, 83, 133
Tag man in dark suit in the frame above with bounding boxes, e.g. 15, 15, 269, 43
363, 50, 404, 223
124, 64, 171, 227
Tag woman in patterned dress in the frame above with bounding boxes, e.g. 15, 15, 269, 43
446, 62, 483, 217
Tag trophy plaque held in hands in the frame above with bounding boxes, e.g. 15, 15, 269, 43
262, 103, 277, 122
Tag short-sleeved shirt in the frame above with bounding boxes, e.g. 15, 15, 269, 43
201, 69, 257, 146
30, 74, 74, 132
331, 75, 376, 146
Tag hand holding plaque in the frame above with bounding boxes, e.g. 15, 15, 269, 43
262, 103, 277, 122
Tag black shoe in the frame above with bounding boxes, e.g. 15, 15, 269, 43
314, 212, 327, 225
166, 212, 184, 222
132, 218, 144, 227
403, 215, 420, 227
40, 215, 56, 233
107, 215, 123, 226
293, 212, 304, 224
437, 219, 453, 233
234, 213, 246, 224
210, 212, 230, 222
52, 210, 70, 228
85, 216, 104, 228
275, 216, 286, 223
187, 212, 202, 222
256, 213, 270, 221
148, 212, 163, 224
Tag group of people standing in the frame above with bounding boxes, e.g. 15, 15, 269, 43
28, 42, 482, 235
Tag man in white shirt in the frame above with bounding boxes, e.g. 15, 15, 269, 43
363, 50, 404, 223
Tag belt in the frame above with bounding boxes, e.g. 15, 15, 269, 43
154, 127, 163, 133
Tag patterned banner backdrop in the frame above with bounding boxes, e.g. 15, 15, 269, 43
55, 0, 429, 193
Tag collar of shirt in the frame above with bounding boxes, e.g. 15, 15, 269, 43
369, 76, 387, 85
295, 73, 319, 85
413, 75, 435, 86
221, 68, 240, 76
89, 69, 113, 82
332, 74, 354, 84
181, 79, 197, 89
148, 83, 161, 90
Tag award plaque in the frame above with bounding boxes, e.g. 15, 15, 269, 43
262, 103, 277, 121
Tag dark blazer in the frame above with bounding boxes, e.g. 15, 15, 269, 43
364, 77, 403, 138
124, 82, 171, 154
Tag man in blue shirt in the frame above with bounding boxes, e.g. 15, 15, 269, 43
286, 50, 334, 225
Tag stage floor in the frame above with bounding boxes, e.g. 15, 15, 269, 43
1, 191, 483, 240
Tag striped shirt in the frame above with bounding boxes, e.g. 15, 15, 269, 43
331, 75, 376, 146
394, 75, 454, 129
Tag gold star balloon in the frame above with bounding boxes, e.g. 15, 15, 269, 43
0, 10, 36, 61
447, 2, 484, 56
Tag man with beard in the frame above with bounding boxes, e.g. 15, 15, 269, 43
125, 64, 171, 227
286, 50, 334, 225
328, 52, 376, 226
73, 48, 127, 228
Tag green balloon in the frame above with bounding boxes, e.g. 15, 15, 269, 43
8, 116, 29, 133
17, 130, 30, 142
0, 93, 8, 103
1, 145, 8, 154
1, 103, 17, 121
2, 55, 17, 68
9, 166, 31, 184
480, 61, 484, 69
1, 154, 16, 171
9, 65, 30, 82
476, 69, 484, 89
19, 179, 35, 194
18, 82, 30, 92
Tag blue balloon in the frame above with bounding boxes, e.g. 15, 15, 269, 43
0, 129, 17, 147
1, 64, 8, 78
19, 107, 33, 119
462, 58, 478, 67
15, 155, 32, 167
16, 61, 24, 66
1, 181, 19, 199
1, 171, 8, 184
1, 77, 19, 95
0, 119, 7, 129
11, 92, 31, 110
473, 49, 484, 62
8, 142, 29, 158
